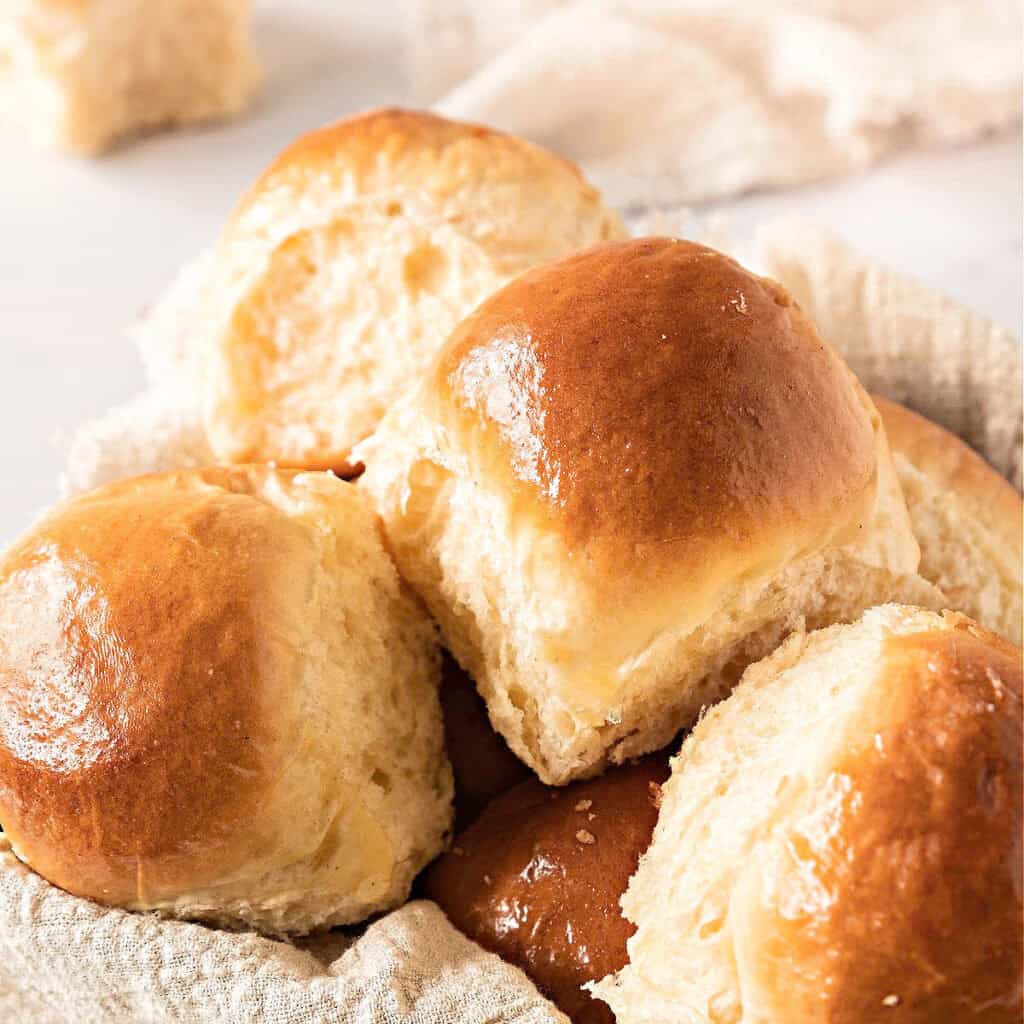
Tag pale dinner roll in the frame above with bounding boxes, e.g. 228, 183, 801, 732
874, 395, 1022, 644
359, 238, 934, 784
0, 466, 452, 935
0, 0, 259, 154
200, 107, 625, 470
594, 606, 1023, 1024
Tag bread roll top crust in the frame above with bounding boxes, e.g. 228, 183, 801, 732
433, 238, 879, 597
229, 106, 605, 241
744, 615, 1023, 1022
838, 622, 1021, 1017
0, 467, 332, 904
424, 755, 670, 1024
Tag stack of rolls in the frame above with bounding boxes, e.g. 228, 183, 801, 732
0, 108, 1020, 1023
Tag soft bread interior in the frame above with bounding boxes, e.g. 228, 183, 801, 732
891, 451, 1021, 643
206, 202, 517, 467
0, 10, 68, 148
593, 613, 893, 1023
201, 113, 625, 467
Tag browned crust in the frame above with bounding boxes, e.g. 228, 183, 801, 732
0, 466, 311, 905
874, 395, 1022, 561
423, 755, 670, 1024
231, 107, 599, 225
432, 238, 878, 590
751, 614, 1023, 1022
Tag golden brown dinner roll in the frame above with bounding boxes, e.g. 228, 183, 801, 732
593, 606, 1023, 1024
0, 466, 452, 934
199, 107, 625, 470
874, 395, 1022, 643
424, 756, 670, 1024
360, 237, 934, 784
439, 654, 531, 829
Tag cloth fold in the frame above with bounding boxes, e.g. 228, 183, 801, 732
407, 0, 1022, 209
0, 839, 567, 1024
753, 220, 1022, 489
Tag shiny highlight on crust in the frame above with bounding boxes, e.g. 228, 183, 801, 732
742, 619, 1023, 1023
434, 238, 879, 593
0, 469, 281, 906
424, 756, 670, 1024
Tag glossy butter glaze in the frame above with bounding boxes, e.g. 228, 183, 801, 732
433, 238, 878, 596
0, 467, 306, 905
424, 755, 670, 1023
742, 620, 1023, 1022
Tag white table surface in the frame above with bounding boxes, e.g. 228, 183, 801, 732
1, 1, 1021, 545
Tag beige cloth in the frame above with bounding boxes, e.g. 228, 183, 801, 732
753, 220, 1022, 489
407, 0, 1023, 209
0, 839, 566, 1023
4, 220, 1020, 1022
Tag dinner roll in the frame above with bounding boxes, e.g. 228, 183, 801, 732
0, 466, 452, 935
359, 238, 932, 784
200, 107, 625, 470
424, 756, 669, 1024
439, 654, 530, 829
874, 395, 1022, 643
0, 0, 259, 154
593, 606, 1023, 1024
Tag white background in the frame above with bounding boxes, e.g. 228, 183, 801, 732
0, 1, 1020, 544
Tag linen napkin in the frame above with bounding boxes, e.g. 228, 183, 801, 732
406, 0, 1022, 209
